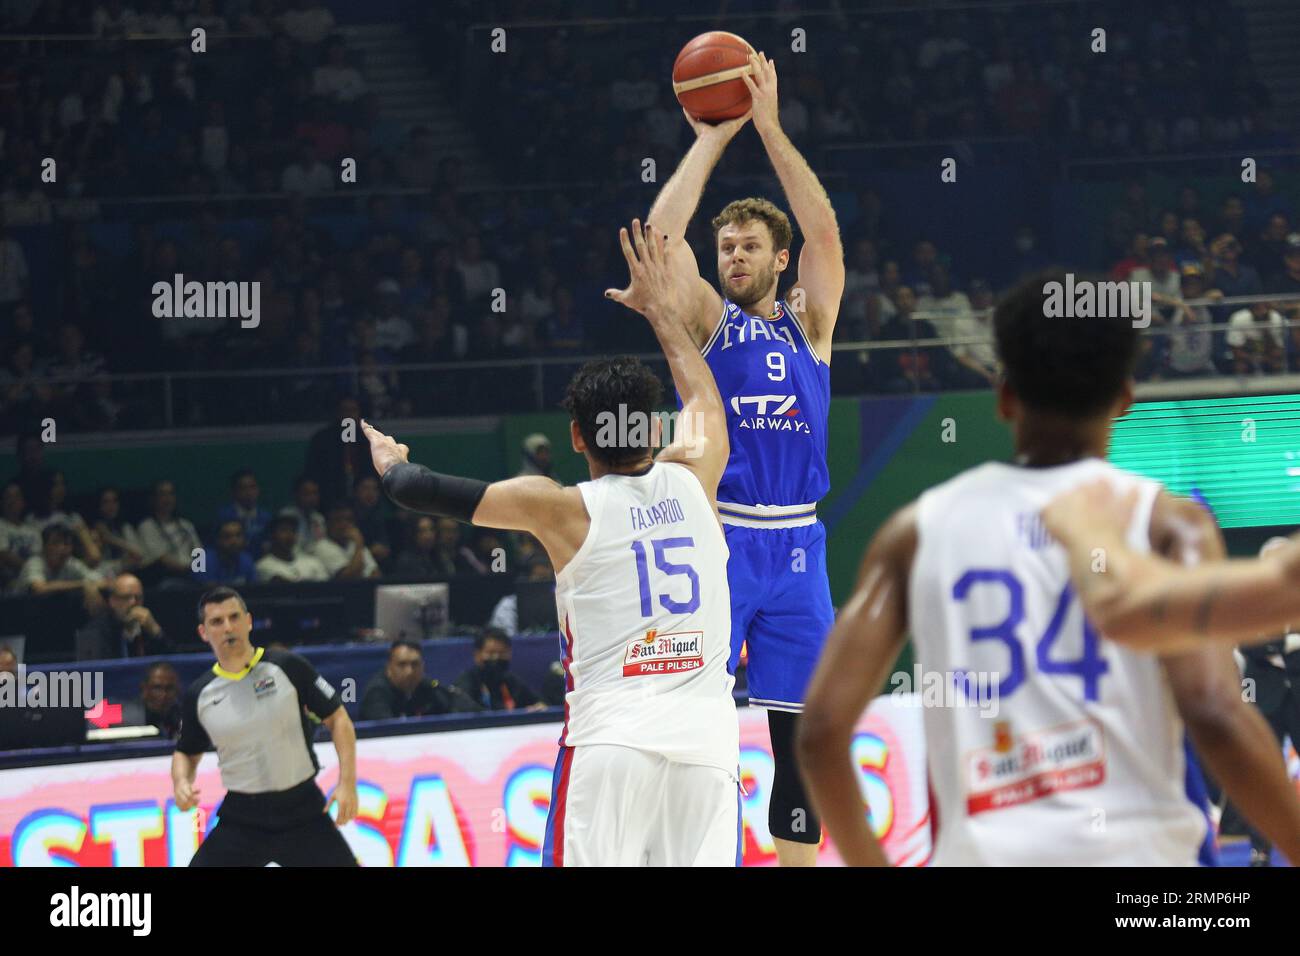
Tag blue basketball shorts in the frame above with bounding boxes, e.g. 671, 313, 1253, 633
723, 520, 836, 712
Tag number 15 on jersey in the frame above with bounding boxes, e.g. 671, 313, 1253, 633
631, 537, 699, 616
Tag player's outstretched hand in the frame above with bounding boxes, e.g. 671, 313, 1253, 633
741, 51, 779, 134
605, 218, 683, 321
1041, 478, 1139, 549
174, 779, 201, 812
360, 419, 410, 477
683, 105, 752, 142
329, 781, 359, 827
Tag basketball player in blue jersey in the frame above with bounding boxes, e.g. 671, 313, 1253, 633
648, 51, 844, 866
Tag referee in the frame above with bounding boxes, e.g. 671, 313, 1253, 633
172, 586, 359, 866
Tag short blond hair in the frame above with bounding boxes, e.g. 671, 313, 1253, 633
711, 197, 793, 253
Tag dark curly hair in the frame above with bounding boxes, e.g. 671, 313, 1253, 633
994, 271, 1141, 417
560, 356, 664, 467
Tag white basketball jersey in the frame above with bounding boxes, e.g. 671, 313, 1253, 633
909, 458, 1208, 866
554, 461, 738, 773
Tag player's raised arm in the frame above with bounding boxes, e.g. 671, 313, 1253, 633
605, 219, 729, 498
649, 109, 750, 242
646, 111, 748, 340
797, 504, 917, 866
1042, 479, 1300, 650
361, 421, 572, 537
744, 52, 844, 355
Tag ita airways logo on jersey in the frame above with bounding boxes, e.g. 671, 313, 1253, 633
964, 719, 1107, 815
623, 629, 704, 676
254, 676, 277, 697
730, 394, 811, 434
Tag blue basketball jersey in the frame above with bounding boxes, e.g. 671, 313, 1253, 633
677, 299, 830, 507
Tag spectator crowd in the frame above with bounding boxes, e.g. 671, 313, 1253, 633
0, 1, 1296, 775
2, 418, 557, 601
1, 0, 1295, 435
0, 403, 567, 748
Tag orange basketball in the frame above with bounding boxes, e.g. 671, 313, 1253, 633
672, 31, 755, 123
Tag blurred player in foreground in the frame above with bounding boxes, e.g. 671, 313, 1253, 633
799, 273, 1300, 866
364, 221, 740, 866
173, 586, 358, 866
1042, 479, 1300, 651
650, 50, 843, 866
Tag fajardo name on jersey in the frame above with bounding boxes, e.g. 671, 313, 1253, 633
730, 394, 811, 434
629, 496, 686, 532
623, 629, 704, 677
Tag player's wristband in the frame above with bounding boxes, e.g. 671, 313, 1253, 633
381, 461, 488, 523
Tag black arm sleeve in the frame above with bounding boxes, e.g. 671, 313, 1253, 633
381, 461, 489, 523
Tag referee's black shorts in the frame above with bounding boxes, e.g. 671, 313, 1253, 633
190, 778, 358, 868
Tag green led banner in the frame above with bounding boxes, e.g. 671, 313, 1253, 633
1109, 393, 1300, 529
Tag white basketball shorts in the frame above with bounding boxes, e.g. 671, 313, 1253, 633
542, 743, 741, 866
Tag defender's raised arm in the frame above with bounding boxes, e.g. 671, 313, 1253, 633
605, 220, 729, 498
